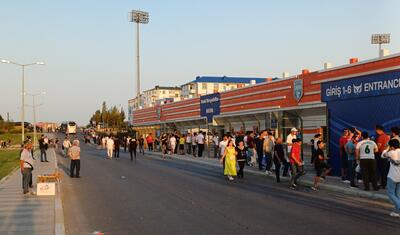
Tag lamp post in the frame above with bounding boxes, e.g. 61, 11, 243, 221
1, 59, 45, 145
25, 92, 46, 149
371, 34, 391, 57
129, 10, 149, 110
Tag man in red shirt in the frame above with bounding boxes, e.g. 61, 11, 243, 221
289, 139, 305, 189
375, 125, 390, 188
146, 134, 154, 152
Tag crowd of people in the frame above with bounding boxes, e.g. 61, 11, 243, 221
334, 125, 400, 217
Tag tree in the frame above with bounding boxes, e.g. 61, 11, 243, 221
109, 106, 119, 127
89, 102, 127, 129
0, 115, 3, 121
101, 101, 109, 126
119, 107, 126, 126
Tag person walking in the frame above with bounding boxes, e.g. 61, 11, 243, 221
114, 137, 120, 158
169, 135, 177, 156
286, 128, 298, 158
213, 134, 219, 158
255, 130, 266, 171
236, 141, 247, 179
62, 137, 72, 158
179, 135, 185, 155
192, 133, 198, 157
38, 134, 48, 162
146, 134, 154, 152
101, 137, 106, 149
161, 134, 168, 159
185, 133, 192, 154
375, 125, 390, 189
356, 132, 379, 191
106, 136, 114, 159
312, 140, 332, 191
20, 141, 35, 195
123, 136, 127, 152
68, 140, 81, 178
138, 135, 145, 155
346, 135, 359, 187
381, 139, 400, 217
263, 132, 274, 175
273, 137, 288, 182
289, 139, 306, 189
197, 131, 205, 157
129, 137, 138, 161
220, 140, 237, 181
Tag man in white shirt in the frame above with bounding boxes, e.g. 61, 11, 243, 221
219, 135, 228, 158
213, 134, 219, 158
68, 140, 81, 178
63, 137, 72, 157
169, 135, 177, 155
286, 128, 298, 156
106, 136, 114, 159
185, 134, 192, 154
356, 132, 379, 191
196, 132, 205, 157
20, 141, 35, 195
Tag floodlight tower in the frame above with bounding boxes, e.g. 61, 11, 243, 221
371, 33, 391, 57
129, 10, 149, 110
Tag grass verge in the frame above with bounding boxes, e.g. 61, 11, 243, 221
0, 150, 20, 181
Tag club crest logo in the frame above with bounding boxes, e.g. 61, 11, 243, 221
293, 79, 303, 102
353, 83, 363, 95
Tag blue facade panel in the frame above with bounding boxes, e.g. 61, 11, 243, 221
322, 70, 400, 176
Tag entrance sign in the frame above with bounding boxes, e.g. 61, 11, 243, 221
322, 70, 400, 102
200, 93, 220, 123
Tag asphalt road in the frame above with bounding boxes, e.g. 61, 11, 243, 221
57, 134, 400, 235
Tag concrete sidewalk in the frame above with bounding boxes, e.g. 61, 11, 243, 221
0, 147, 61, 235
144, 150, 391, 203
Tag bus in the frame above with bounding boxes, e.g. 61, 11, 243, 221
60, 121, 77, 135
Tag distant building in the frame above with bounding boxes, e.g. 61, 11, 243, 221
180, 76, 270, 99
143, 86, 181, 108
128, 86, 181, 124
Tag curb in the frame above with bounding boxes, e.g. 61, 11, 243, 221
144, 151, 391, 203
53, 148, 65, 235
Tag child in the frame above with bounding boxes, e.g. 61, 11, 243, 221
289, 139, 306, 189
312, 140, 332, 191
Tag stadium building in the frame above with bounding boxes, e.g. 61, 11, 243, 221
129, 52, 400, 175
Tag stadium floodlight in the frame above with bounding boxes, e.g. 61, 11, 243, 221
129, 10, 150, 110
371, 34, 391, 57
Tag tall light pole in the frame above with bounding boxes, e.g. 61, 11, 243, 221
25, 91, 46, 150
371, 34, 391, 57
129, 10, 149, 110
1, 59, 45, 145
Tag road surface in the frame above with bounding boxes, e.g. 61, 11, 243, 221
57, 134, 400, 235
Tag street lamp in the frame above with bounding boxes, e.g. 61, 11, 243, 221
25, 91, 46, 150
1, 59, 45, 145
371, 34, 391, 57
129, 10, 149, 110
